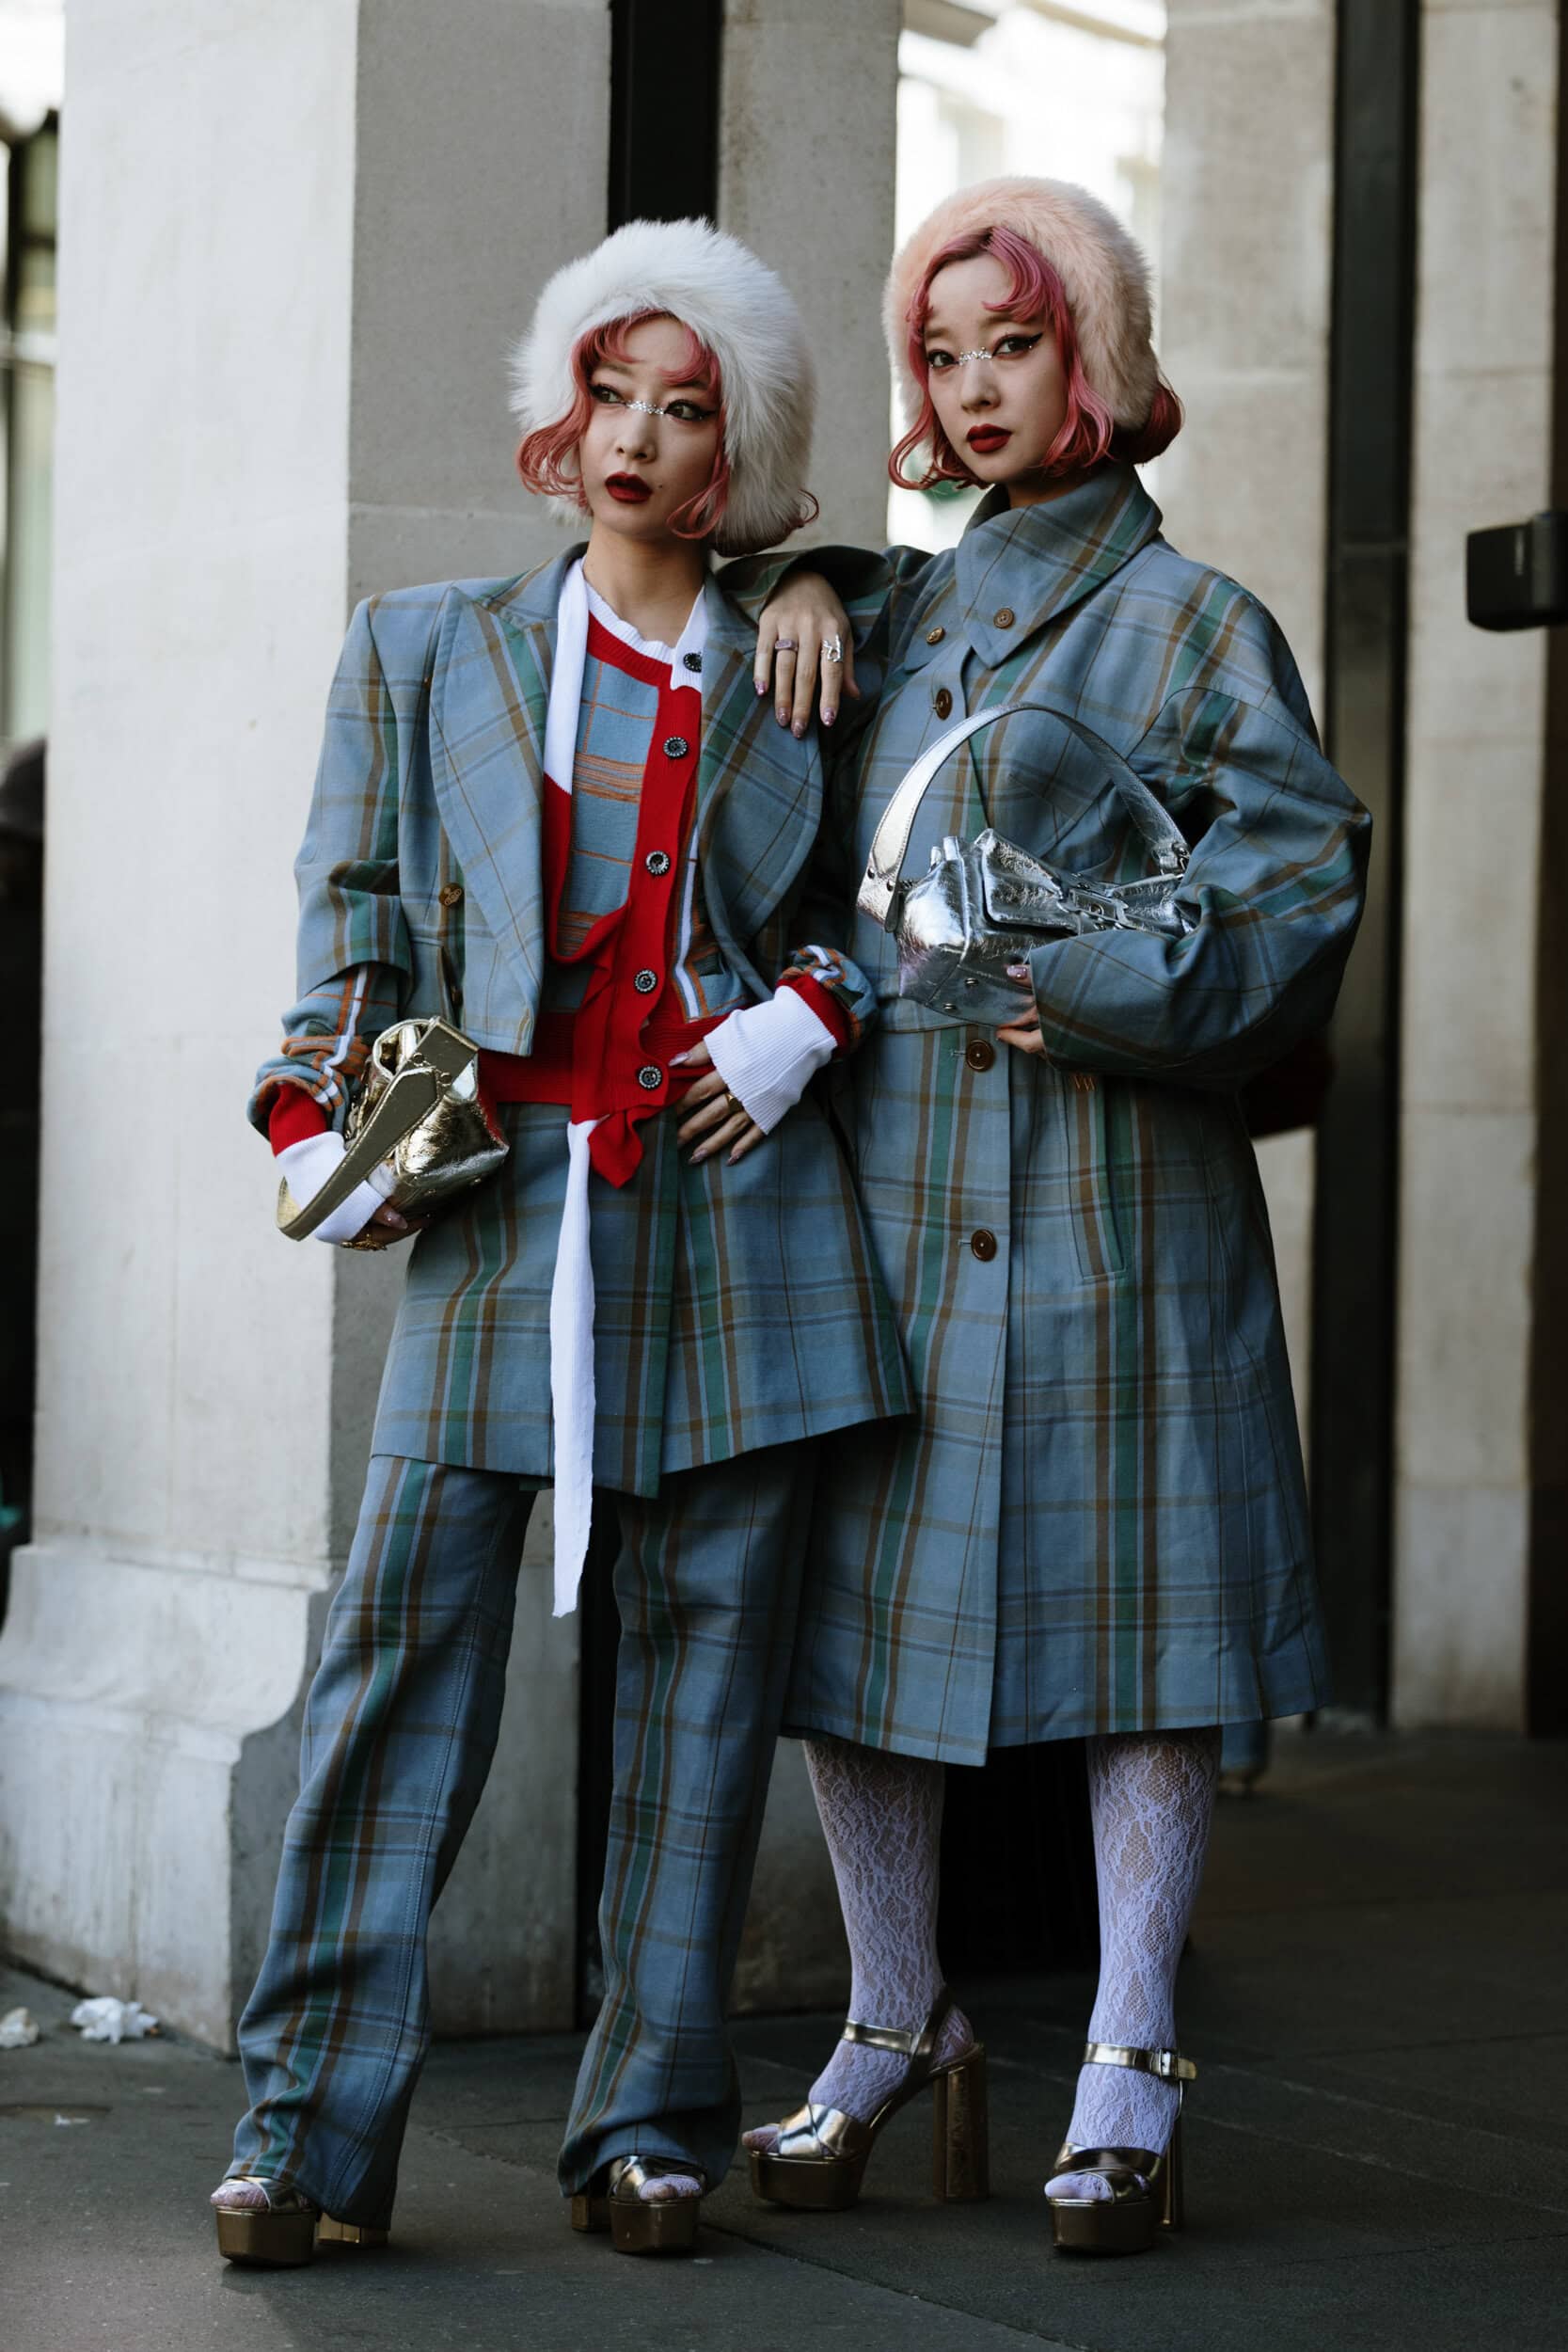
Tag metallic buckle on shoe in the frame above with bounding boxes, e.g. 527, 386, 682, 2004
1150, 2049, 1196, 2084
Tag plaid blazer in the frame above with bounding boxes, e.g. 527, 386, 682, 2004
250, 553, 910, 1494
728, 468, 1371, 1756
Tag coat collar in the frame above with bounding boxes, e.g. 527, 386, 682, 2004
955, 464, 1162, 668
428, 548, 808, 1023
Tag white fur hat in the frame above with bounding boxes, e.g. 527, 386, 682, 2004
511, 217, 816, 557
883, 176, 1166, 442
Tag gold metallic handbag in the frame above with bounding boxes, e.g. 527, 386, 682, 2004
277, 1016, 509, 1249
859, 700, 1194, 1026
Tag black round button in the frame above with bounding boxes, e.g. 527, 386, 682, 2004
638, 1065, 663, 1091
682, 650, 703, 672
970, 1228, 998, 1262
933, 688, 953, 721
965, 1039, 996, 1072
645, 850, 672, 877
993, 606, 1015, 628
663, 735, 690, 759
634, 968, 658, 994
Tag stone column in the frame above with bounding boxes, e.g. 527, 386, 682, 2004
0, 0, 605, 2047
720, 0, 902, 2010
1391, 0, 1560, 1729
1157, 0, 1337, 1422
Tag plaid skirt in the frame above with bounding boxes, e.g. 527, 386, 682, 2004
784, 1016, 1330, 1763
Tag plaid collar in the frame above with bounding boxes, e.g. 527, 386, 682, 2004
954, 464, 1163, 667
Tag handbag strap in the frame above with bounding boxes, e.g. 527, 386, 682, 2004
278, 1021, 476, 1241
859, 697, 1189, 928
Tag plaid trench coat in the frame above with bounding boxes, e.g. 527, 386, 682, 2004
730, 467, 1370, 1761
250, 553, 910, 1493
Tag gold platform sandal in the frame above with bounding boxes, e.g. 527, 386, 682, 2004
1047, 2042, 1196, 2256
748, 1988, 990, 2213
569, 2155, 705, 2256
212, 2181, 390, 2268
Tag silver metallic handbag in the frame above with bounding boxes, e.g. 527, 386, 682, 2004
858, 699, 1195, 1025
277, 1015, 509, 1248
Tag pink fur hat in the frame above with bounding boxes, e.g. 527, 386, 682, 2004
883, 176, 1164, 438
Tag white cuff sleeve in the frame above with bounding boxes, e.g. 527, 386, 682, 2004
704, 987, 836, 1135
277, 1130, 394, 1248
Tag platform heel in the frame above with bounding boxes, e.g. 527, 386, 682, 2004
569, 2156, 705, 2256
212, 2179, 390, 2267
1046, 2041, 1196, 2256
750, 1988, 990, 2213
931, 2043, 990, 2202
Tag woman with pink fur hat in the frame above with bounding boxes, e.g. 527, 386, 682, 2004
728, 176, 1370, 2253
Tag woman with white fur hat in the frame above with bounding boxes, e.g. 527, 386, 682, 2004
209, 217, 909, 2267
734, 177, 1370, 2252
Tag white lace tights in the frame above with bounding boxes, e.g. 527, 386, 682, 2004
743, 1740, 974, 2153
743, 1727, 1220, 2208
1049, 1727, 1219, 2201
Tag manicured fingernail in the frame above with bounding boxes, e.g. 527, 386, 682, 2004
776, 706, 788, 724
792, 722, 804, 739
755, 680, 767, 695
671, 1049, 689, 1065
823, 708, 837, 726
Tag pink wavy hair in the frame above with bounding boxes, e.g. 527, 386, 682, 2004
891, 224, 1181, 492
515, 310, 734, 542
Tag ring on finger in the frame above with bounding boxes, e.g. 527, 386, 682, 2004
773, 638, 799, 654
822, 633, 843, 666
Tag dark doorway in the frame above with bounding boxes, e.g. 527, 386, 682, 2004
940, 1740, 1098, 1977
1308, 0, 1421, 1724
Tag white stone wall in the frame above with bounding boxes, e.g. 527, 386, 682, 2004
1157, 0, 1337, 1431
0, 0, 603, 2045
1392, 0, 1560, 1729
721, 0, 903, 552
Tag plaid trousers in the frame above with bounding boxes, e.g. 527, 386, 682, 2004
228, 1444, 813, 2223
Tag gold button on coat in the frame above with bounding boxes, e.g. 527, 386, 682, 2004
926, 626, 946, 644
933, 687, 953, 720
437, 882, 464, 907
965, 1039, 996, 1072
970, 1228, 998, 1263
993, 606, 1015, 628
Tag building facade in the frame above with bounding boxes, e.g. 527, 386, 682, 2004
0, 0, 1561, 2048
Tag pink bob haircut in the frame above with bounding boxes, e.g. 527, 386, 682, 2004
890, 225, 1182, 492
515, 310, 734, 543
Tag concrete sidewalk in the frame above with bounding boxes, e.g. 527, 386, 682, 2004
3, 1727, 1565, 2352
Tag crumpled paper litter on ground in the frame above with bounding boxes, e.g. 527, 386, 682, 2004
70, 1996, 160, 2043
0, 2005, 40, 2048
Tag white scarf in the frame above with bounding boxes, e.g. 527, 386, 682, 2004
545, 561, 707, 1615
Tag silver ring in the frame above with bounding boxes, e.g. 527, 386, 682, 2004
773, 637, 799, 653
822, 633, 843, 665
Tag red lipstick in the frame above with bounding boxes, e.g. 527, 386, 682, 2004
606, 472, 652, 503
966, 425, 1010, 455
